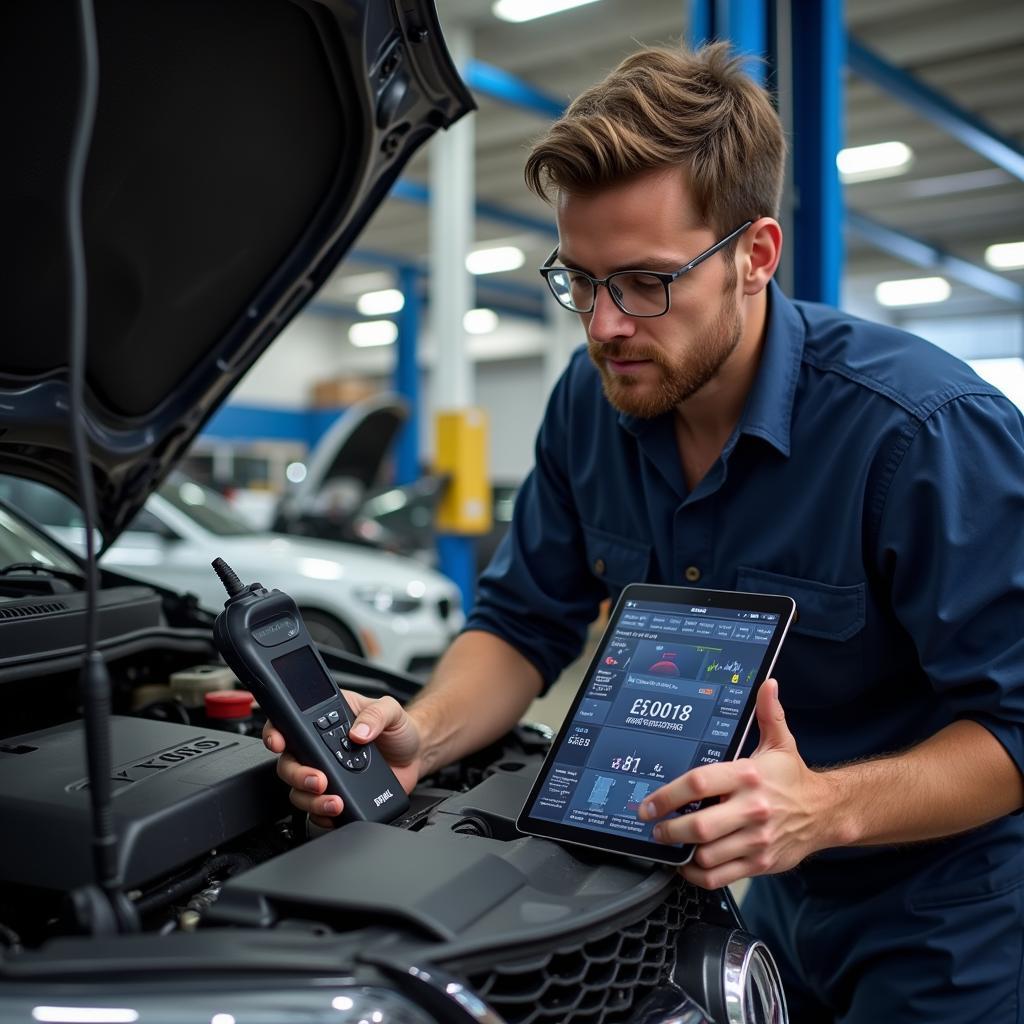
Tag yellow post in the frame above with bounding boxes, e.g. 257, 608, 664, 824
434, 408, 492, 535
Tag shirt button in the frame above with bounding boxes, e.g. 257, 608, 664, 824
685, 566, 701, 582
593, 558, 606, 576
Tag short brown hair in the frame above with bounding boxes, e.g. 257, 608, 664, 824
524, 42, 785, 236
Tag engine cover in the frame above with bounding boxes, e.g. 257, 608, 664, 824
0, 716, 289, 890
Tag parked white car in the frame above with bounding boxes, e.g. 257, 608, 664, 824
0, 474, 463, 676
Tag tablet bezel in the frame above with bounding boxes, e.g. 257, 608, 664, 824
516, 582, 796, 866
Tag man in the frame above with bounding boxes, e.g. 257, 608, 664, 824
265, 43, 1024, 1022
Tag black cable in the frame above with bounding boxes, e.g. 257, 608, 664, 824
67, 0, 100, 638
65, 0, 130, 922
133, 854, 252, 917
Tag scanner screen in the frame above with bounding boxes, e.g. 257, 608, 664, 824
272, 646, 336, 711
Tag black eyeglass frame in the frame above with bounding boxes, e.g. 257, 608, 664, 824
539, 220, 754, 317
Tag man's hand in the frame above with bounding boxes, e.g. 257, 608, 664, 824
262, 691, 424, 829
638, 679, 834, 889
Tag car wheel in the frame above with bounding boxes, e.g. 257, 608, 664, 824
299, 609, 362, 655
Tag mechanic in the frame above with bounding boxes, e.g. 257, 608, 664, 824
265, 43, 1024, 1023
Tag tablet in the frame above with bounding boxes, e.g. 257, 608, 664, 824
516, 583, 796, 865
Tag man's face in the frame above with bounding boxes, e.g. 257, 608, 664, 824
555, 168, 743, 418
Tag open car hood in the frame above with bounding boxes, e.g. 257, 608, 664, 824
0, 0, 474, 544
278, 392, 409, 520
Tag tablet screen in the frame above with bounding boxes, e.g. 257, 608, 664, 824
517, 584, 795, 864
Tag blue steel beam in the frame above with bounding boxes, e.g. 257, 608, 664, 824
348, 246, 419, 273
389, 179, 430, 206
847, 212, 1024, 305
307, 295, 547, 322
475, 198, 557, 237
391, 178, 557, 237
847, 39, 1024, 183
465, 60, 566, 118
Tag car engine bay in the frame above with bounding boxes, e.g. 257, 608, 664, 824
0, 566, 729, 1024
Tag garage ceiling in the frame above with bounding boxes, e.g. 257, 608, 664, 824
320, 0, 1024, 345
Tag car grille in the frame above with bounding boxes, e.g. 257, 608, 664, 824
451, 880, 702, 1024
0, 601, 69, 619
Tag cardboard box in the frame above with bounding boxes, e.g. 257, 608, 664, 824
309, 377, 378, 408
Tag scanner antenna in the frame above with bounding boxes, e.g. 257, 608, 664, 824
212, 557, 246, 598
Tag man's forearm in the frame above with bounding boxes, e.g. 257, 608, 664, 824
819, 719, 1024, 849
407, 629, 544, 777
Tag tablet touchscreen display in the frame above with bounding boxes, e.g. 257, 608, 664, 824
517, 584, 795, 864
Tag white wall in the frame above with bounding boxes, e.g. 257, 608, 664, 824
897, 313, 1024, 362
233, 315, 351, 407
230, 311, 556, 480
475, 358, 548, 481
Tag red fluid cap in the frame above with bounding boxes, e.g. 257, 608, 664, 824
205, 689, 255, 719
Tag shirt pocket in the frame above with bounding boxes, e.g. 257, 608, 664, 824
581, 524, 652, 601
735, 566, 867, 707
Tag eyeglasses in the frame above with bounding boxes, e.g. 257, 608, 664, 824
539, 221, 753, 317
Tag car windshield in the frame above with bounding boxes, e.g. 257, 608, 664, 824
158, 477, 257, 537
0, 504, 83, 575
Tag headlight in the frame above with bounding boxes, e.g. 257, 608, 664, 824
674, 924, 788, 1024
353, 585, 423, 614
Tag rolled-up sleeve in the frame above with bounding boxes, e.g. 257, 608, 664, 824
465, 358, 607, 692
877, 392, 1024, 774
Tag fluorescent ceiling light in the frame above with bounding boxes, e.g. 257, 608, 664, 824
875, 276, 951, 307
985, 241, 1024, 270
464, 308, 499, 334
837, 141, 913, 183
466, 246, 525, 275
493, 0, 602, 22
348, 320, 398, 347
356, 288, 405, 315
33, 1012, 139, 1024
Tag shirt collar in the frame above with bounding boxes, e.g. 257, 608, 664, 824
617, 279, 804, 459
736, 279, 804, 457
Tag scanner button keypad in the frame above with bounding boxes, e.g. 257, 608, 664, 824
321, 726, 344, 751
315, 716, 330, 730
327, 710, 341, 726
321, 724, 366, 770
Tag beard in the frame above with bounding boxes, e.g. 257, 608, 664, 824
588, 290, 743, 419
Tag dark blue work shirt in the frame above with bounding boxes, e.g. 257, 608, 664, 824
468, 281, 1024, 885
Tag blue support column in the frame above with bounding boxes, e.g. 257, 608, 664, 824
436, 535, 477, 616
687, 0, 767, 83
394, 265, 420, 485
718, 0, 767, 83
687, 0, 713, 48
791, 0, 844, 306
